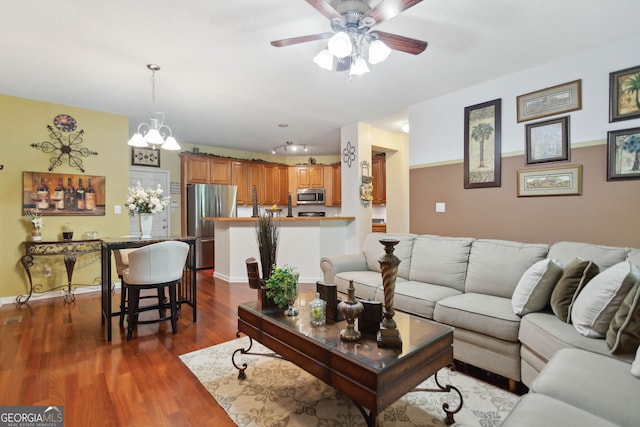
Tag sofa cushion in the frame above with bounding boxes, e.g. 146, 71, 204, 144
408, 235, 473, 292
550, 258, 599, 323
502, 393, 618, 427
571, 261, 639, 338
518, 312, 632, 363
532, 348, 639, 427
465, 239, 549, 298
434, 293, 520, 342
606, 280, 640, 354
628, 248, 640, 268
512, 259, 563, 316
361, 233, 416, 280
334, 271, 386, 301
548, 241, 629, 270
632, 346, 640, 377
373, 280, 461, 319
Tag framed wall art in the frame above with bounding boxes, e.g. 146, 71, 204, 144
607, 127, 640, 181
517, 79, 582, 123
464, 98, 502, 189
517, 164, 582, 197
525, 116, 570, 165
131, 146, 161, 167
609, 65, 640, 122
23, 171, 106, 216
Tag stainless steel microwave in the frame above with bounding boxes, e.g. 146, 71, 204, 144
296, 188, 325, 205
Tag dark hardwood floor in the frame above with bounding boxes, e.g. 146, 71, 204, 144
0, 270, 263, 426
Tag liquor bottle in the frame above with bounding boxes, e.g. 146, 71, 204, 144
64, 178, 76, 211
53, 178, 65, 210
76, 178, 86, 210
36, 177, 49, 210
85, 178, 96, 210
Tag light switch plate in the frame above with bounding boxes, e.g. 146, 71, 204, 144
114, 205, 122, 215
435, 202, 445, 213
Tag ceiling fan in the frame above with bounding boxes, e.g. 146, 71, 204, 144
271, 0, 428, 75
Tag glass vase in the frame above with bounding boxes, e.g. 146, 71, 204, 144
284, 272, 299, 316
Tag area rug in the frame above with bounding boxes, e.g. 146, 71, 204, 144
179, 337, 518, 427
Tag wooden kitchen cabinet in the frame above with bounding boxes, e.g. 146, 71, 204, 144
232, 161, 265, 206
372, 155, 386, 205
296, 165, 324, 188
209, 157, 231, 184
181, 154, 231, 185
264, 164, 289, 205
372, 223, 387, 233
323, 164, 341, 206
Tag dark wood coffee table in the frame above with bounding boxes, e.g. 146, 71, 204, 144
234, 297, 462, 426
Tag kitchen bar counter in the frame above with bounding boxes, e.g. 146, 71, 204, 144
208, 216, 355, 284
208, 216, 355, 222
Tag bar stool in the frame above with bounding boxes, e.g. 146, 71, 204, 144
123, 241, 190, 341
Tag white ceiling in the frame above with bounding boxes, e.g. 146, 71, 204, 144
1, 0, 639, 156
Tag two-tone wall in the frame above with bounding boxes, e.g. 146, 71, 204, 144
408, 35, 640, 247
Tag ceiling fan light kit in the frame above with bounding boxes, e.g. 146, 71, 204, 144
271, 0, 428, 76
127, 64, 181, 151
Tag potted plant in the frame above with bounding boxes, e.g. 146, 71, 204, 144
255, 213, 279, 280
265, 265, 299, 316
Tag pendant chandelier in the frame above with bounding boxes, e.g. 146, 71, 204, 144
127, 64, 180, 150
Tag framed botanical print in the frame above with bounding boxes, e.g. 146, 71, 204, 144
607, 127, 640, 181
464, 98, 502, 188
609, 65, 640, 122
131, 146, 161, 167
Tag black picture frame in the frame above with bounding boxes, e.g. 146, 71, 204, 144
609, 65, 640, 122
464, 98, 502, 188
607, 127, 640, 181
131, 146, 161, 167
525, 116, 570, 165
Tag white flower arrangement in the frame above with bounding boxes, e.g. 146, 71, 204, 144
24, 210, 44, 231
125, 182, 170, 217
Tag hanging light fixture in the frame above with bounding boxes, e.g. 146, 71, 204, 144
271, 141, 308, 155
128, 64, 180, 151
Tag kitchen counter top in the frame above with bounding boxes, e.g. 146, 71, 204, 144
205, 216, 355, 222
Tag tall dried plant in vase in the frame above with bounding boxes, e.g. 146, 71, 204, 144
255, 213, 279, 280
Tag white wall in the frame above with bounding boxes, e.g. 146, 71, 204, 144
409, 34, 640, 166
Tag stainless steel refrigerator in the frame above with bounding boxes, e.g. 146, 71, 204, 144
186, 184, 237, 269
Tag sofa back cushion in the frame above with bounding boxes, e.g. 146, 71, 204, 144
465, 239, 549, 298
548, 241, 629, 271
361, 233, 416, 280
409, 235, 473, 292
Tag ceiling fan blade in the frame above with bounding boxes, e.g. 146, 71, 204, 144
304, 0, 342, 20
364, 0, 423, 25
375, 31, 428, 55
271, 33, 333, 47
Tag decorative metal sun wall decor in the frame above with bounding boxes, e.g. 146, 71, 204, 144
31, 115, 98, 172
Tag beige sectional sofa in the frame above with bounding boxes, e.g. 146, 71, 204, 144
320, 233, 639, 394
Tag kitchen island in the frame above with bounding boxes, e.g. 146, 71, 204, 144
208, 216, 355, 284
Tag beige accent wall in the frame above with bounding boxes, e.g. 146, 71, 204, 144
409, 144, 639, 247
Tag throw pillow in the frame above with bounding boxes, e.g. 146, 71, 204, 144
606, 280, 640, 354
550, 258, 599, 323
571, 261, 639, 338
512, 259, 563, 316
632, 345, 640, 378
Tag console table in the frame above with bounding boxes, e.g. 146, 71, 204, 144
100, 236, 197, 342
18, 239, 102, 305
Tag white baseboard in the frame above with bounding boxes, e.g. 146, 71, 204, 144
0, 282, 122, 308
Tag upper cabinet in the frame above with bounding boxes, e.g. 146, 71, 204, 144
181, 154, 231, 185
264, 164, 289, 206
372, 154, 386, 205
296, 165, 324, 188
232, 161, 265, 206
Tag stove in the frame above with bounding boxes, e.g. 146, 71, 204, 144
298, 211, 326, 217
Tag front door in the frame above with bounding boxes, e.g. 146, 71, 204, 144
128, 167, 171, 238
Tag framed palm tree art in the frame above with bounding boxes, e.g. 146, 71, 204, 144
607, 127, 640, 181
610, 65, 640, 122
464, 98, 502, 189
